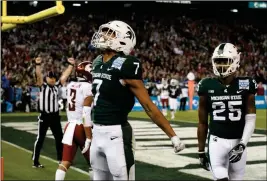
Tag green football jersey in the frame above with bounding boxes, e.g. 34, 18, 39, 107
197, 77, 257, 139
91, 54, 142, 125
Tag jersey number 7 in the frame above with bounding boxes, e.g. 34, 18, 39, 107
93, 79, 103, 106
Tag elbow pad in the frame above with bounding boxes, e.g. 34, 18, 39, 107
241, 114, 256, 146
83, 106, 92, 127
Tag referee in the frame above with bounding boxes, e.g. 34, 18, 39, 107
32, 57, 75, 168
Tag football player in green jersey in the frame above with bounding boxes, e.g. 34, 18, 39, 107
197, 43, 257, 181
89, 20, 185, 180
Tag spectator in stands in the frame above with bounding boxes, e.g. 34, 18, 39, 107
257, 82, 265, 96
22, 85, 31, 112
1, 6, 267, 111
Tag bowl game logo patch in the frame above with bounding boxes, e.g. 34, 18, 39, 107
239, 79, 249, 90
111, 57, 126, 70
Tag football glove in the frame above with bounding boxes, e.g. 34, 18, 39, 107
198, 152, 210, 171
81, 138, 91, 154
171, 136, 185, 153
229, 143, 245, 163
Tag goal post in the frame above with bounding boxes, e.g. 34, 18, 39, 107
1, 1, 65, 32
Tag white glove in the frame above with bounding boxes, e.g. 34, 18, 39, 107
171, 136, 185, 153
81, 138, 91, 154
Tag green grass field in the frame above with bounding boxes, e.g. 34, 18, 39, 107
1, 110, 266, 180
1, 141, 89, 180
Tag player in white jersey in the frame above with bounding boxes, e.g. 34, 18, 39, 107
168, 79, 180, 119
156, 79, 169, 116
55, 61, 93, 180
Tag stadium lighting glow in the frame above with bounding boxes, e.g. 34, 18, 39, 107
230, 9, 238, 13
85, 1, 88, 4
29, 1, 38, 7
73, 3, 81, 7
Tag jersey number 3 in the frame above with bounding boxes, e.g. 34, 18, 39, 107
68, 89, 77, 111
212, 101, 242, 121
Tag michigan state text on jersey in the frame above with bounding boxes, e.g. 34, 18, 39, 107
197, 77, 257, 139
92, 54, 142, 125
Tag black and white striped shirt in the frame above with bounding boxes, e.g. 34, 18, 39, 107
38, 80, 61, 113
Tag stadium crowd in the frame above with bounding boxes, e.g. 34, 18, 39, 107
1, 7, 267, 111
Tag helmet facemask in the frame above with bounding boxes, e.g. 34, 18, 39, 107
91, 27, 117, 50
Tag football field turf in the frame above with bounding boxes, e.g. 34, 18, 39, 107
1, 110, 266, 180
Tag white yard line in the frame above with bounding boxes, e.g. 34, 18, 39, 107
2, 140, 93, 178
130, 118, 267, 131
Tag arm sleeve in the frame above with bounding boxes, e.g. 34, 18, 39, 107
82, 83, 93, 127
241, 114, 256, 146
83, 106, 92, 127
120, 57, 143, 80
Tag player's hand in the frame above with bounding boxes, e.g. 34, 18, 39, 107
229, 143, 245, 163
81, 138, 91, 154
171, 136, 185, 153
67, 57, 75, 66
198, 152, 210, 171
35, 57, 42, 64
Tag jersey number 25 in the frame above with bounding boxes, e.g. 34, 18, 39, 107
212, 101, 242, 121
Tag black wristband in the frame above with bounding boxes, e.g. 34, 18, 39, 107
67, 62, 74, 66
36, 63, 41, 65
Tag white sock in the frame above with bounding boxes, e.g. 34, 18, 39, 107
165, 109, 168, 115
55, 169, 66, 180
171, 111, 175, 118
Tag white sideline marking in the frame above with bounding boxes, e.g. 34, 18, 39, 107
2, 140, 92, 178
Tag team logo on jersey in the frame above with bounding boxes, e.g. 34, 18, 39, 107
208, 90, 214, 93
111, 57, 126, 70
238, 79, 249, 90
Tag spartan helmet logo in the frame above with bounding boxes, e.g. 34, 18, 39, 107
126, 31, 132, 39
126, 26, 135, 40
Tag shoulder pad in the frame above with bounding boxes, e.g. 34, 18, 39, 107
119, 55, 142, 80
92, 55, 102, 67
197, 78, 213, 95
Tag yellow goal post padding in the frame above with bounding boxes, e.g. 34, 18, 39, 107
1, 1, 65, 32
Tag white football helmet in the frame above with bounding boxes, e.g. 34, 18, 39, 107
91, 20, 136, 55
212, 43, 241, 77
170, 79, 178, 87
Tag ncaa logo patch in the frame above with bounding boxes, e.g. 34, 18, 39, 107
111, 57, 126, 70
239, 79, 249, 90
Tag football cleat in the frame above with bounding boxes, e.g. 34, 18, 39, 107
32, 162, 44, 168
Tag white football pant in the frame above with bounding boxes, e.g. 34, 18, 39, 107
169, 98, 178, 111
208, 134, 247, 180
90, 122, 135, 180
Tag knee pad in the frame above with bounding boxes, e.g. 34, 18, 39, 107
110, 165, 127, 178
211, 166, 228, 180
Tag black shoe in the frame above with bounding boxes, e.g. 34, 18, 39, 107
32, 162, 44, 168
